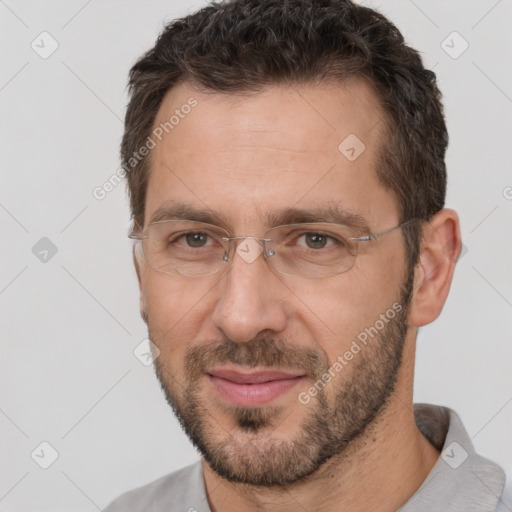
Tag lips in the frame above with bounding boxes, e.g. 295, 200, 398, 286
208, 368, 303, 384
207, 367, 305, 406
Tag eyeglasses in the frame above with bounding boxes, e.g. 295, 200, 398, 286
128, 218, 415, 278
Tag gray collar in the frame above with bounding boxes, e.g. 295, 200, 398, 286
398, 403, 506, 511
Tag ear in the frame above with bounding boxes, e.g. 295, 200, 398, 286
408, 209, 462, 327
133, 244, 148, 324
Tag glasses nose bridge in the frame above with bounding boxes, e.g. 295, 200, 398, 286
221, 235, 273, 265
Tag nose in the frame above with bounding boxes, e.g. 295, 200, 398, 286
211, 238, 288, 343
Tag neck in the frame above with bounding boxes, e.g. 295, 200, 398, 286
202, 334, 440, 512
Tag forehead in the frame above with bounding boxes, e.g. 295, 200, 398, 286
145, 79, 397, 228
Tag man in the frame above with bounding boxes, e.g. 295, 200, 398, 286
105, 0, 508, 510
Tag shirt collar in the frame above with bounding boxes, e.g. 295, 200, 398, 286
398, 403, 506, 511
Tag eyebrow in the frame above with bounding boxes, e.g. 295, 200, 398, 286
148, 200, 371, 234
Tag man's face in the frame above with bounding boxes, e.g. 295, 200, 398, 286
137, 80, 412, 485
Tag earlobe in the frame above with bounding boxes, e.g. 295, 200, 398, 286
408, 209, 462, 328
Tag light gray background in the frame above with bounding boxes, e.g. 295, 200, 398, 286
1, 0, 511, 510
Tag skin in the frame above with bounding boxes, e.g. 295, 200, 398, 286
133, 79, 462, 512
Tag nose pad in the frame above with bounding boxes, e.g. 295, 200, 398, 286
220, 237, 276, 278
222, 237, 266, 264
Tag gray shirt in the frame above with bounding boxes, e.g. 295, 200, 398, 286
105, 403, 509, 511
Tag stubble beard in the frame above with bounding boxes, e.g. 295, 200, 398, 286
152, 273, 413, 486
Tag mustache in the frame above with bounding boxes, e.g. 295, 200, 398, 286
184, 336, 328, 381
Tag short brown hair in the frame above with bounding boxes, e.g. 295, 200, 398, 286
122, 0, 448, 268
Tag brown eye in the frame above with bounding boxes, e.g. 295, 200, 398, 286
304, 233, 328, 249
183, 232, 210, 247
297, 232, 338, 250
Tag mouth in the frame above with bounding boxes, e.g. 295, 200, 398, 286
207, 367, 306, 406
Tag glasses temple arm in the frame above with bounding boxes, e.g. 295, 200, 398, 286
350, 219, 418, 242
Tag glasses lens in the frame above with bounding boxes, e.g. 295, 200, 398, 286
142, 220, 228, 276
264, 223, 358, 277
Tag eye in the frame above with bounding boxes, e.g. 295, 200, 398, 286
172, 231, 214, 248
296, 232, 338, 249
186, 232, 210, 248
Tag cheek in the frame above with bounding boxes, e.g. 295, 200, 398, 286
142, 273, 217, 352
296, 284, 372, 357
289, 254, 404, 356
